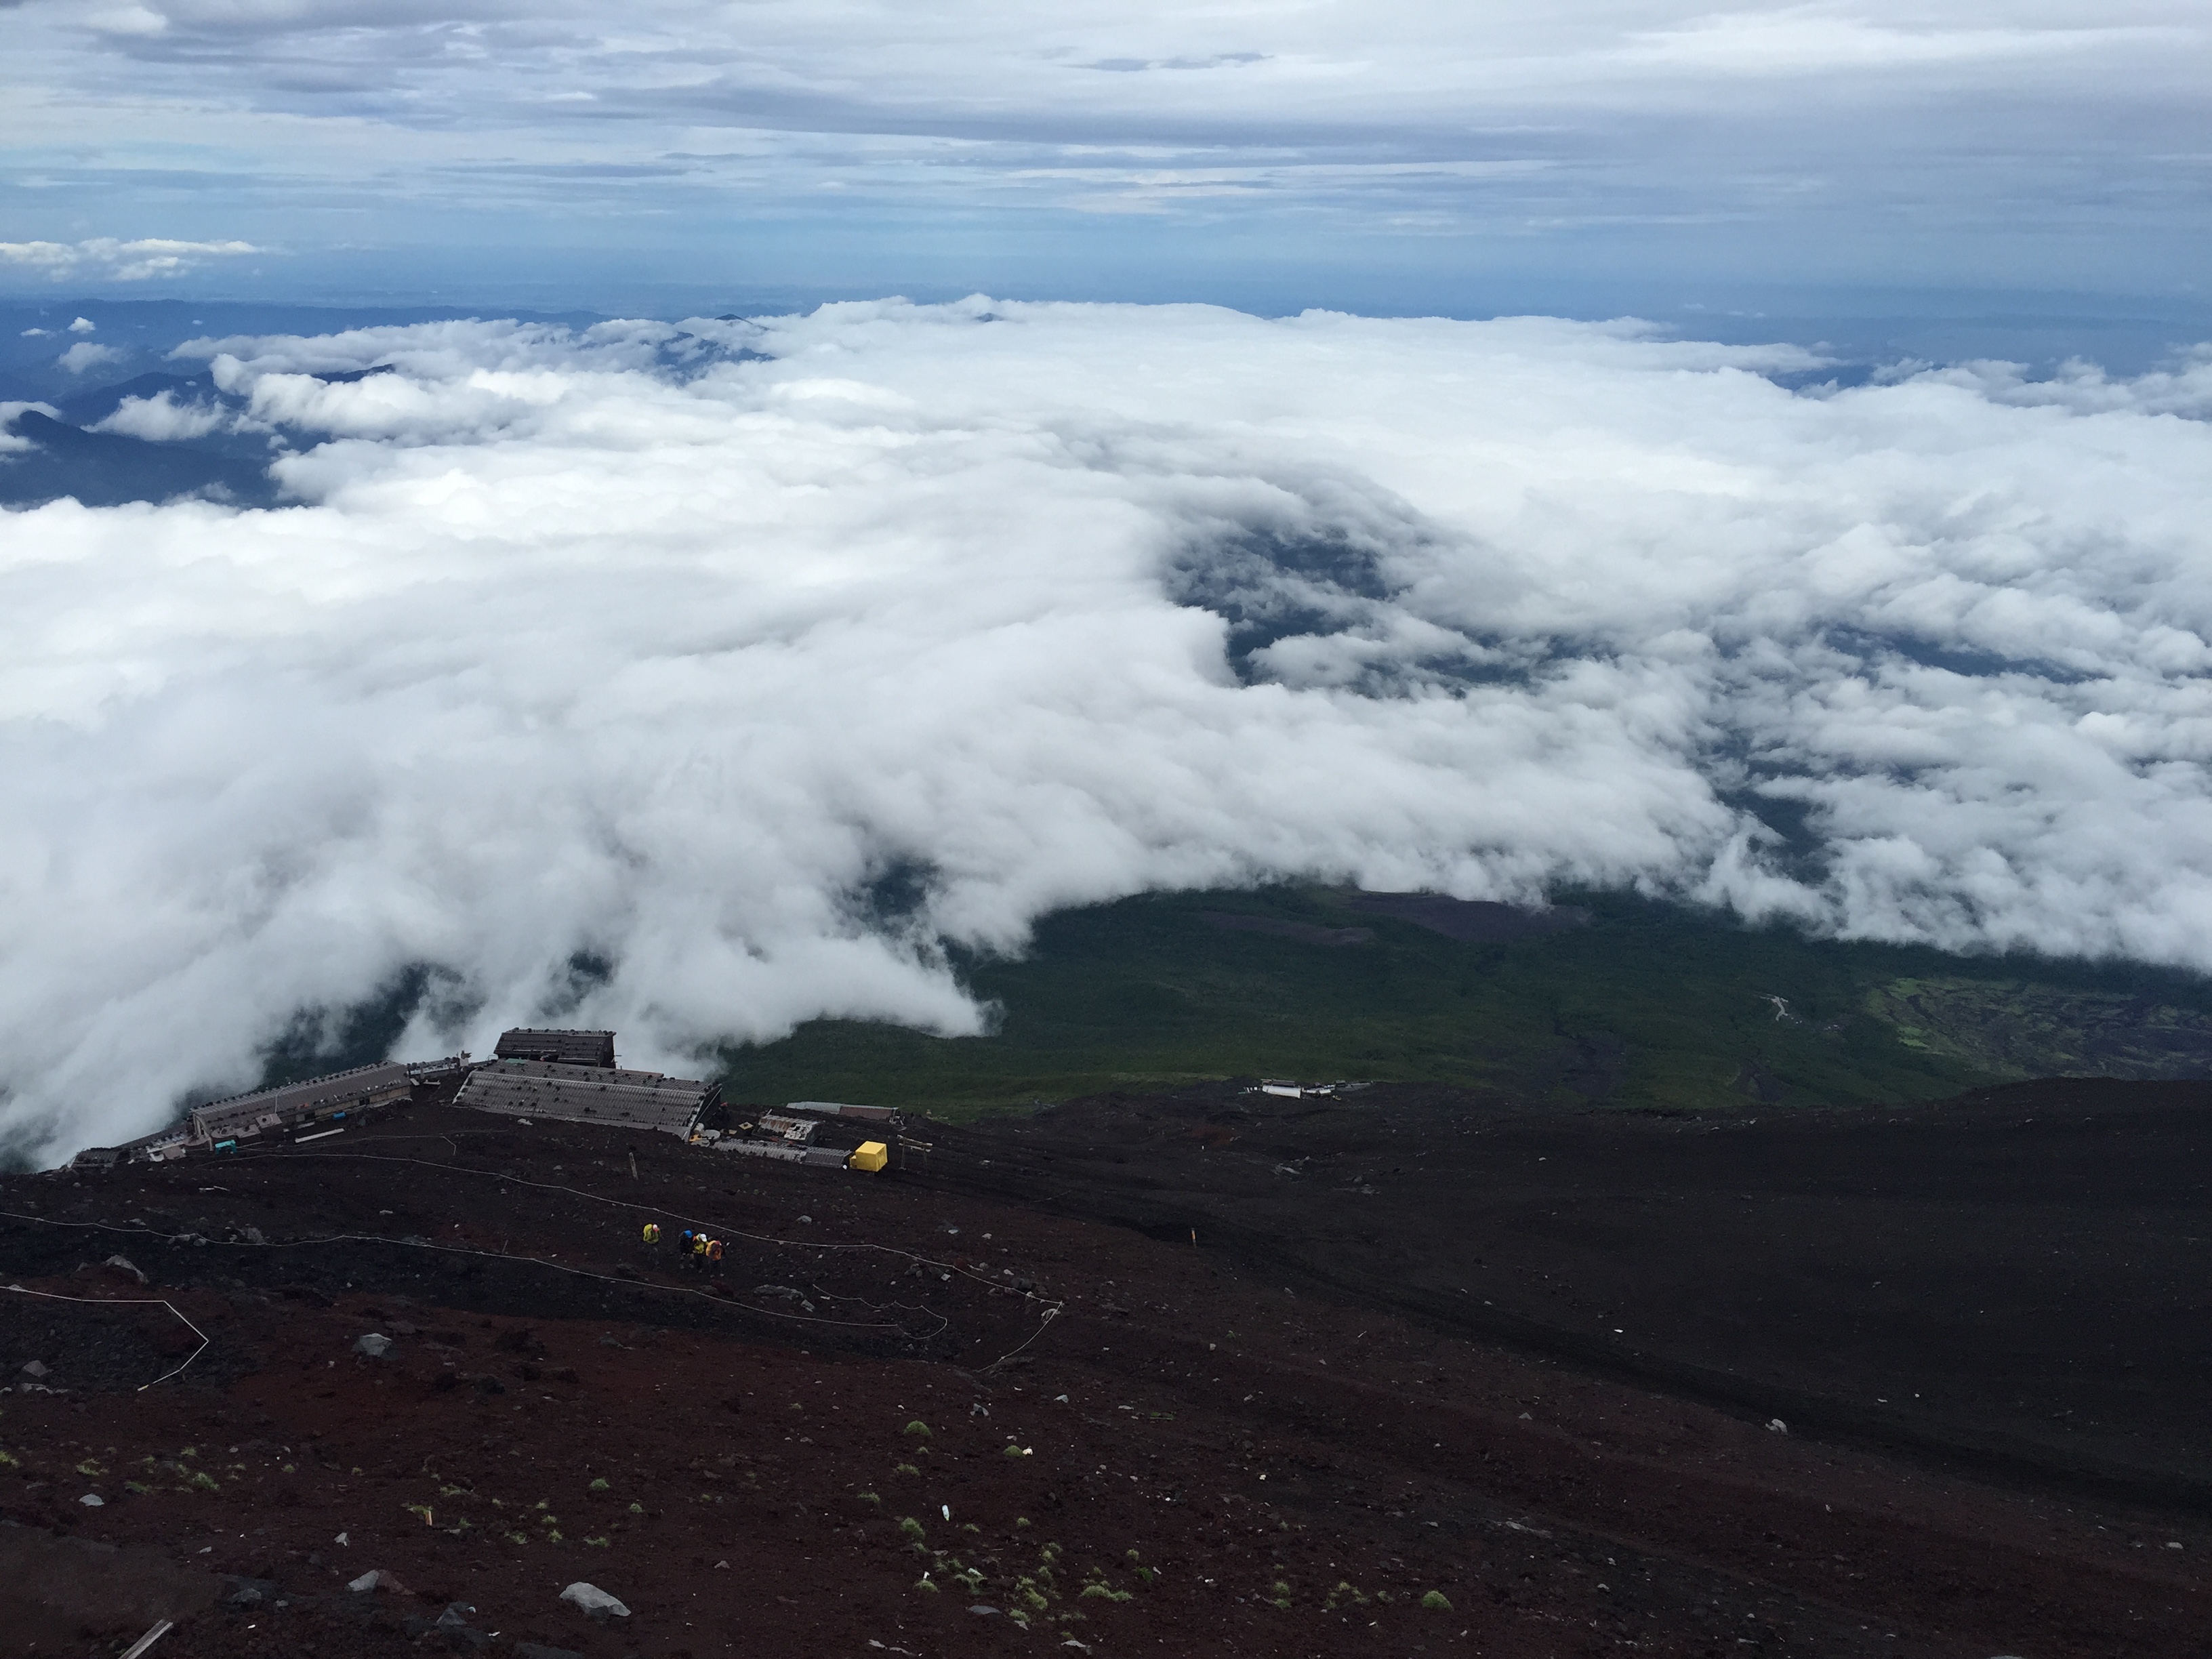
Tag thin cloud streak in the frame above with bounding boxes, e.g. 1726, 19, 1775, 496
0, 237, 262, 281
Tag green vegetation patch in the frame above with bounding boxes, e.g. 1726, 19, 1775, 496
715, 887, 2212, 1119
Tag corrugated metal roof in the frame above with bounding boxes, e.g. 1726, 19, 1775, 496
189, 1062, 414, 1138
456, 1057, 714, 1136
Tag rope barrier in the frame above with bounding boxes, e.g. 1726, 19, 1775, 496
0, 1211, 935, 1338
1, 1282, 210, 1391
3, 1141, 1068, 1370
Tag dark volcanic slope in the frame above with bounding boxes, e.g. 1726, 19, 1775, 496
935, 1078, 2212, 1509
1, 1088, 2207, 1659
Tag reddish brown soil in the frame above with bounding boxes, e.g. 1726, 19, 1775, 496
1, 1080, 2207, 1659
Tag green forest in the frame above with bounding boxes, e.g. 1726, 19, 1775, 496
714, 887, 2212, 1119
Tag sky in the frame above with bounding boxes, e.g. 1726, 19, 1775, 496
2, 1, 2209, 325
5, 304, 2212, 1158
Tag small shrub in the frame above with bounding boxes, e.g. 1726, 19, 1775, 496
1420, 1590, 1453, 1612
1015, 1515, 1030, 1528
903, 1420, 933, 1439
1080, 1584, 1132, 1603
627, 1502, 644, 1514
893, 1462, 921, 1477
899, 1516, 928, 1542
588, 1477, 610, 1492
914, 1576, 939, 1593
583, 1536, 610, 1547
857, 1490, 882, 1507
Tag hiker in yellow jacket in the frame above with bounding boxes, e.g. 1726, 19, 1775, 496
641, 1221, 660, 1246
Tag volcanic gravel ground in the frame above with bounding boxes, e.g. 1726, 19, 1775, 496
930, 1078, 2212, 1505
0, 1086, 2205, 1659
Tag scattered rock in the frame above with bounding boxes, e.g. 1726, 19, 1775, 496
968, 1603, 1000, 1616
78, 1494, 103, 1507
353, 1332, 393, 1359
426, 1601, 493, 1648
348, 1568, 409, 1595
104, 1254, 148, 1286
21, 1359, 49, 1378
558, 1580, 630, 1619
513, 1645, 581, 1659
1766, 1418, 1788, 1434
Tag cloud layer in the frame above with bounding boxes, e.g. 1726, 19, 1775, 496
3, 300, 2211, 1162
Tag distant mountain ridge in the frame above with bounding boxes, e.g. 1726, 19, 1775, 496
0, 406, 276, 509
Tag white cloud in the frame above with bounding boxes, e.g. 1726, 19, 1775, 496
91, 391, 234, 441
0, 403, 62, 453
2, 299, 2211, 1164
0, 238, 260, 283
68, 316, 96, 333
56, 340, 128, 373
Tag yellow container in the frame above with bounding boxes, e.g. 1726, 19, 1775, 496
848, 1140, 889, 1174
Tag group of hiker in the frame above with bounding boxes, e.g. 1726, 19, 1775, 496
640, 1219, 724, 1268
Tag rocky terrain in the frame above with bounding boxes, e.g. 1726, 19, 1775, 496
2, 1078, 2207, 1658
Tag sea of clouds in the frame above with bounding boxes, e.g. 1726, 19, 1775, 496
5, 298, 2211, 1162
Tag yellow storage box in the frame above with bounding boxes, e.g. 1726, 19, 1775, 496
848, 1140, 889, 1174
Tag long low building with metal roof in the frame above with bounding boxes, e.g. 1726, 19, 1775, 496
188, 1061, 416, 1145
455, 1057, 718, 1136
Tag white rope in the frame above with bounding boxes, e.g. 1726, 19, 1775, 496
2, 1282, 210, 1391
